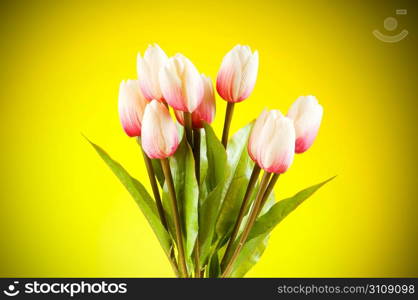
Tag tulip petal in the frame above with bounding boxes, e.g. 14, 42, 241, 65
182, 59, 203, 112
260, 116, 295, 173
217, 50, 241, 102
160, 61, 186, 111
160, 54, 203, 112
137, 44, 168, 102
118, 80, 147, 137
192, 74, 215, 128
287, 96, 323, 153
248, 109, 268, 162
141, 100, 179, 159
216, 45, 258, 103
248, 109, 295, 174
238, 51, 259, 101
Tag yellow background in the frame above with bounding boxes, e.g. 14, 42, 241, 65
1, 0, 417, 277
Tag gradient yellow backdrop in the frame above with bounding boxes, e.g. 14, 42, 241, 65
1, 0, 417, 277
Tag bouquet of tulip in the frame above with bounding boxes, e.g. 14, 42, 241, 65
87, 44, 334, 278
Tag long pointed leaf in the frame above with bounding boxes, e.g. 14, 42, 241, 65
183, 142, 199, 259
204, 124, 227, 193
230, 233, 270, 278
248, 176, 336, 241
199, 124, 227, 266
215, 123, 253, 241
230, 176, 335, 277
87, 139, 171, 256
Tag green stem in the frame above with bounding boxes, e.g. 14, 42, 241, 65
161, 158, 188, 278
192, 129, 202, 277
183, 112, 193, 147
137, 138, 179, 276
193, 239, 201, 278
137, 137, 168, 230
221, 102, 235, 148
221, 164, 261, 268
258, 174, 280, 214
193, 129, 201, 184
221, 171, 272, 278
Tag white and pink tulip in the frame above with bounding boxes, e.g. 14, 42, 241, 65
287, 95, 323, 154
118, 80, 148, 137
175, 74, 215, 128
137, 44, 169, 102
141, 100, 179, 159
159, 54, 203, 112
248, 109, 295, 174
216, 45, 259, 103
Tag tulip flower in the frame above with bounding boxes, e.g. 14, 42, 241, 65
159, 54, 204, 112
174, 74, 216, 129
287, 95, 323, 154
141, 100, 179, 159
216, 45, 259, 103
118, 80, 148, 137
137, 44, 168, 102
217, 45, 259, 147
248, 109, 295, 174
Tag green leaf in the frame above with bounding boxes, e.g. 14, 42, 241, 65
198, 124, 227, 266
230, 233, 270, 278
162, 138, 199, 259
208, 252, 221, 278
183, 142, 199, 259
229, 176, 335, 277
249, 176, 336, 241
87, 139, 171, 256
215, 123, 253, 242
204, 124, 227, 192
199, 184, 224, 266
176, 122, 185, 141
161, 182, 175, 240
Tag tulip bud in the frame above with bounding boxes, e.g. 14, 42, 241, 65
287, 96, 323, 154
216, 45, 259, 103
248, 109, 295, 174
137, 44, 168, 102
141, 100, 179, 159
159, 53, 204, 112
175, 74, 216, 128
118, 80, 148, 137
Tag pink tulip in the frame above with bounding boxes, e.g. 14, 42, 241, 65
216, 45, 259, 103
159, 54, 204, 112
175, 74, 216, 129
137, 44, 168, 102
118, 80, 148, 137
287, 96, 323, 154
248, 109, 295, 174
141, 100, 179, 159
